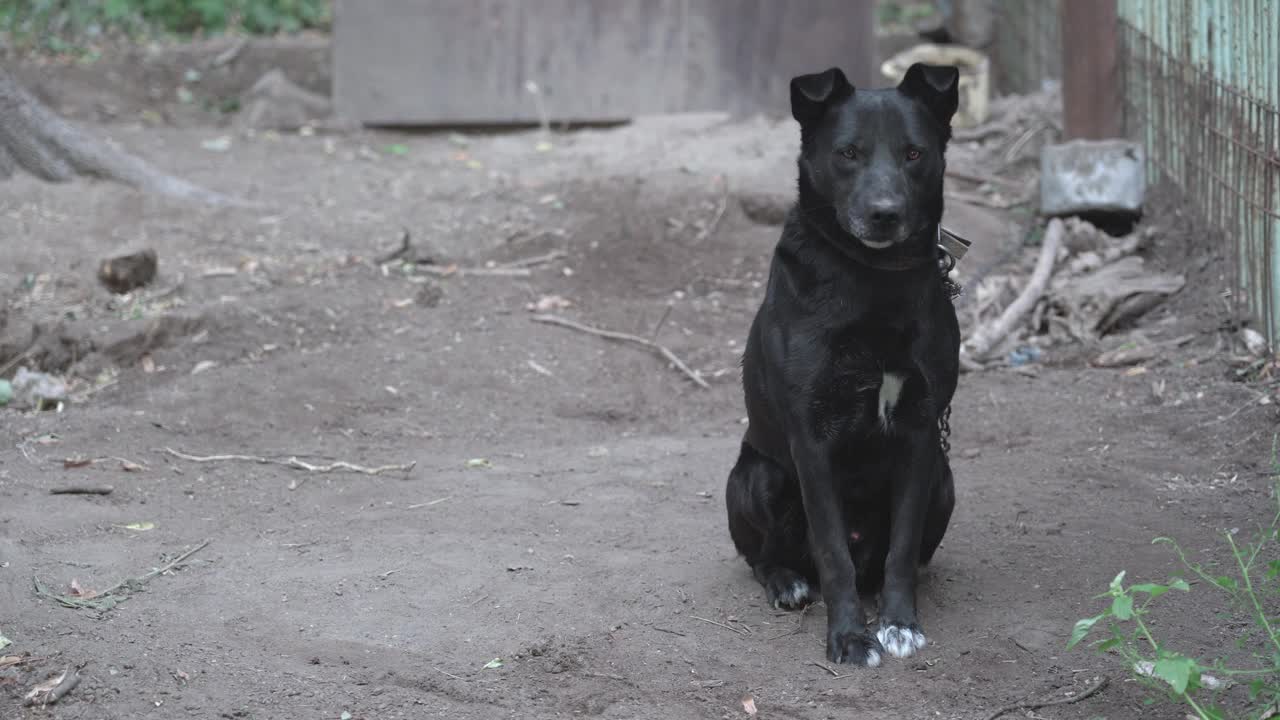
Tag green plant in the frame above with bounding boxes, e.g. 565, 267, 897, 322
0, 0, 330, 54
1069, 438, 1280, 719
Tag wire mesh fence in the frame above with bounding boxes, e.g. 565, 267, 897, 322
1117, 2, 1280, 345
990, 0, 1280, 344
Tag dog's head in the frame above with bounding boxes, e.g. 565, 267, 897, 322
792, 63, 959, 254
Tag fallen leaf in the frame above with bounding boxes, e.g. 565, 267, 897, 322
0, 632, 11, 650
385, 144, 409, 156
340, 712, 353, 720
0, 656, 23, 668
120, 460, 144, 472
141, 355, 156, 373
200, 136, 232, 152
63, 457, 92, 469
173, 669, 189, 683
742, 694, 758, 715
123, 522, 155, 531
391, 297, 415, 309
535, 141, 553, 152
466, 458, 492, 469
482, 658, 503, 669
68, 579, 98, 599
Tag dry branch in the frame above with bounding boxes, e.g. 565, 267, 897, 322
160, 448, 416, 481
0, 69, 252, 206
530, 314, 710, 389
963, 218, 1064, 361
984, 676, 1109, 720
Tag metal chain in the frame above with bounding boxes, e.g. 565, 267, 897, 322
938, 404, 953, 457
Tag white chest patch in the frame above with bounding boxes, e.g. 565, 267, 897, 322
878, 372, 905, 428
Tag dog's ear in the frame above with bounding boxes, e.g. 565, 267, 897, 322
898, 63, 960, 128
790, 67, 851, 126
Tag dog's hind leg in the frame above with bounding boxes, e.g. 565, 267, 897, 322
918, 452, 955, 567
726, 442, 816, 610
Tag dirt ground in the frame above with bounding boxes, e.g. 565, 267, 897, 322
2, 54, 1278, 720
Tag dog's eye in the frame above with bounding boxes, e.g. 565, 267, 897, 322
906, 148, 922, 161
839, 147, 857, 160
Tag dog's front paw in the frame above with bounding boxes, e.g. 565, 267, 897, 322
876, 623, 927, 658
763, 570, 815, 610
826, 628, 884, 667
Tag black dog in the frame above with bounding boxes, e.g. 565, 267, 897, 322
725, 63, 961, 667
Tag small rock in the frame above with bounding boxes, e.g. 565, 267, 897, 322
737, 191, 791, 226
1040, 140, 1145, 217
961, 448, 981, 459
416, 283, 443, 308
1241, 327, 1268, 356
98, 248, 158, 294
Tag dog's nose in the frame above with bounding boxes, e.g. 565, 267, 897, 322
868, 199, 903, 226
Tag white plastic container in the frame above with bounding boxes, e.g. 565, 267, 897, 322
881, 43, 991, 128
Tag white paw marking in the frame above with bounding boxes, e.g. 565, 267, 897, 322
877, 625, 927, 658
772, 578, 812, 609
863, 648, 882, 668
878, 372, 904, 429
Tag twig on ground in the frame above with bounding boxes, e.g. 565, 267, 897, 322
416, 264, 531, 278
433, 667, 466, 681
946, 188, 1035, 210
1200, 390, 1270, 427
0, 343, 35, 377
650, 305, 674, 344
1003, 121, 1051, 165
946, 168, 1021, 189
694, 178, 730, 242
209, 37, 248, 68
500, 250, 566, 269
407, 496, 452, 509
964, 218, 1065, 360
49, 485, 114, 495
811, 661, 842, 678
160, 448, 416, 481
34, 539, 211, 612
983, 676, 1109, 720
690, 615, 749, 636
652, 626, 688, 637
953, 119, 1014, 143
96, 539, 211, 598
531, 314, 710, 389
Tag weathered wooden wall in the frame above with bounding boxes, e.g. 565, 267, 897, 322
333, 0, 877, 125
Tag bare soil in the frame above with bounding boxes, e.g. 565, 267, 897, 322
2, 58, 1278, 720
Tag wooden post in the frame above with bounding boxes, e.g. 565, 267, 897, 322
1059, 0, 1122, 139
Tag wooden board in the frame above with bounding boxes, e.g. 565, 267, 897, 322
333, 0, 876, 125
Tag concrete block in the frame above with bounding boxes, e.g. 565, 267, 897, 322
1039, 140, 1145, 217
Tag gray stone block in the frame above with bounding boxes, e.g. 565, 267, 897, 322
1039, 140, 1145, 217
